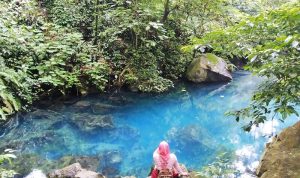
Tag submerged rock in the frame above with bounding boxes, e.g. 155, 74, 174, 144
186, 53, 232, 83
256, 121, 300, 178
108, 96, 127, 105
30, 109, 53, 120
91, 103, 119, 114
105, 151, 122, 165
73, 101, 92, 111
70, 113, 114, 132
100, 150, 123, 177
167, 125, 217, 162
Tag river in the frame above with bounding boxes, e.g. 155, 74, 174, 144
0, 71, 297, 177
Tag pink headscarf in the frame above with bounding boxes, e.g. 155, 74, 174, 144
157, 141, 170, 168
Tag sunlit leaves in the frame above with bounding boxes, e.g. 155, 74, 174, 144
186, 3, 300, 130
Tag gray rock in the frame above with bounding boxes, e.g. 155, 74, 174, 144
49, 163, 82, 178
57, 156, 101, 172
49, 163, 105, 178
256, 121, 300, 178
186, 53, 232, 83
75, 170, 104, 178
70, 113, 114, 132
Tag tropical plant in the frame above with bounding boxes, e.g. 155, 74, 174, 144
195, 152, 238, 178
0, 1, 109, 121
182, 4, 300, 130
0, 149, 17, 178
0, 60, 33, 121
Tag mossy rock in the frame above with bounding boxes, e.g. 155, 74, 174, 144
186, 53, 232, 83
256, 121, 300, 178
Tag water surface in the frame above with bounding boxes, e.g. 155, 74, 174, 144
0, 71, 298, 177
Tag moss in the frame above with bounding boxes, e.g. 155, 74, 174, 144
205, 53, 219, 65
186, 58, 200, 77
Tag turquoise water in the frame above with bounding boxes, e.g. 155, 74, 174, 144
0, 71, 298, 177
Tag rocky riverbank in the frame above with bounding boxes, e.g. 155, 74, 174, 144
25, 163, 196, 178
256, 120, 300, 178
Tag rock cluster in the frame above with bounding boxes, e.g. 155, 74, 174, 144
256, 121, 300, 178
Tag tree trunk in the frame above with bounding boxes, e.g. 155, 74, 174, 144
161, 0, 170, 23
93, 0, 100, 45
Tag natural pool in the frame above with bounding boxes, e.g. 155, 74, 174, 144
0, 71, 298, 177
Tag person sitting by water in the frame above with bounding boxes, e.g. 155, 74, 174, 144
150, 141, 189, 178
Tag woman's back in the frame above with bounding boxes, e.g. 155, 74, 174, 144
153, 152, 178, 171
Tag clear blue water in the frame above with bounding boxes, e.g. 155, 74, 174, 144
0, 71, 298, 177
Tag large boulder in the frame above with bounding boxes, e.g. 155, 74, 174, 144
186, 53, 232, 83
256, 121, 300, 178
49, 163, 104, 178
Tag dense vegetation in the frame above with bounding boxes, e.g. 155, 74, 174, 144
0, 0, 299, 127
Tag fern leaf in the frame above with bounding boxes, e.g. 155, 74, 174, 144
0, 109, 6, 120
0, 71, 21, 87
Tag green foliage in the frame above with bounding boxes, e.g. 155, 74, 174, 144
0, 1, 108, 121
185, 4, 300, 130
93, 0, 189, 92
195, 152, 238, 178
0, 150, 17, 178
0, 61, 32, 121
140, 0, 232, 35
43, 0, 94, 39
42, 0, 192, 93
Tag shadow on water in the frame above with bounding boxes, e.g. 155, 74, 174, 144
0, 71, 298, 177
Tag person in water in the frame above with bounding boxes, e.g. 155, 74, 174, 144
150, 141, 189, 178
